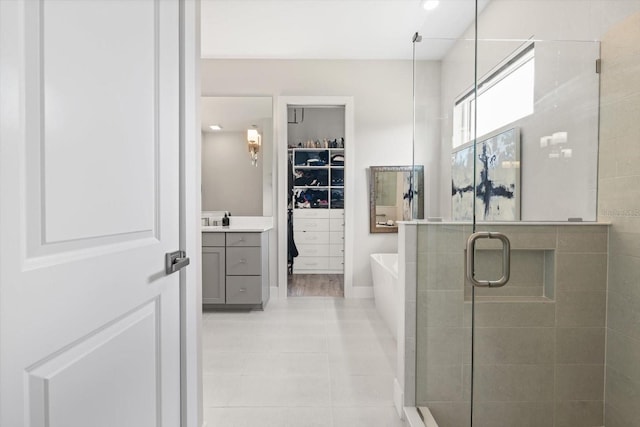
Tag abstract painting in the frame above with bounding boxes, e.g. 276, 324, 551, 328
451, 127, 520, 221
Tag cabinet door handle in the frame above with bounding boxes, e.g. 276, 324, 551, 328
240, 258, 247, 264
239, 288, 247, 293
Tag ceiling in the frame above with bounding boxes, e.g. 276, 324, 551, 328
201, 97, 273, 132
201, 0, 489, 60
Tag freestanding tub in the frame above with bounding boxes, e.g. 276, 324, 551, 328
370, 253, 399, 340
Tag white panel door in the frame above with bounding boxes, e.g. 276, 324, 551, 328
0, 1, 183, 426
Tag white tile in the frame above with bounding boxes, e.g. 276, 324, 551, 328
325, 319, 391, 337
202, 351, 247, 375
330, 375, 396, 407
201, 292, 399, 424
243, 352, 330, 377
203, 374, 242, 407
328, 335, 395, 359
203, 407, 285, 427
269, 335, 329, 353
229, 375, 332, 407
284, 407, 333, 427
332, 406, 405, 427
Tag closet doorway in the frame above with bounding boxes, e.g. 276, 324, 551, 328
278, 97, 354, 298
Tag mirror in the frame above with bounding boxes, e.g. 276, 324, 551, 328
201, 96, 273, 216
369, 166, 424, 233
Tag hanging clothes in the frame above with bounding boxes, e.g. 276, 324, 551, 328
287, 208, 298, 275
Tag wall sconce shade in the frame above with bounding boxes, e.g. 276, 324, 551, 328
247, 128, 261, 166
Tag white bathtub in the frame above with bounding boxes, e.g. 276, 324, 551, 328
370, 253, 399, 340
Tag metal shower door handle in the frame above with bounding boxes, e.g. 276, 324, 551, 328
466, 232, 511, 288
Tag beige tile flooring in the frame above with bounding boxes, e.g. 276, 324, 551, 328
202, 297, 404, 427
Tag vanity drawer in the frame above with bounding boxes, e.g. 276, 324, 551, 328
226, 276, 262, 304
297, 244, 330, 257
294, 257, 330, 271
294, 218, 329, 232
202, 233, 225, 247
329, 257, 344, 271
329, 244, 344, 257
226, 232, 261, 247
226, 247, 261, 275
329, 209, 344, 219
294, 231, 330, 245
329, 218, 344, 231
329, 231, 344, 245
294, 209, 330, 219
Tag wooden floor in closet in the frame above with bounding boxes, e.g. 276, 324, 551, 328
287, 274, 344, 297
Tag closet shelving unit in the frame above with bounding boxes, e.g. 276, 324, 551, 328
289, 146, 345, 274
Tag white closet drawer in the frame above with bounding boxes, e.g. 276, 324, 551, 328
297, 244, 330, 257
294, 209, 330, 219
329, 257, 344, 271
294, 231, 330, 245
329, 209, 344, 219
329, 244, 344, 257
294, 218, 329, 232
294, 257, 329, 270
329, 218, 344, 231
329, 231, 344, 245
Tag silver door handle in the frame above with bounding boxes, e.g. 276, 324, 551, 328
466, 232, 511, 288
165, 250, 190, 275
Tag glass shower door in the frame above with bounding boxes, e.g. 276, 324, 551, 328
467, 1, 608, 426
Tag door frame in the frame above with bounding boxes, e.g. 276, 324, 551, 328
180, 1, 202, 427
276, 96, 355, 298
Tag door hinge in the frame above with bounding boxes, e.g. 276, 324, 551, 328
596, 59, 602, 74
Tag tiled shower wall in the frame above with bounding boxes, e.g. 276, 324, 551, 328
598, 12, 640, 427
415, 223, 608, 427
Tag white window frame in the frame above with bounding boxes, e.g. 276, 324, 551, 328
453, 43, 535, 148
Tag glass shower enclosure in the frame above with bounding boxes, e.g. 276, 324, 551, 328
411, 1, 640, 426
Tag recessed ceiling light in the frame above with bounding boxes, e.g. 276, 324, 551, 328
422, 0, 440, 11
209, 124, 222, 131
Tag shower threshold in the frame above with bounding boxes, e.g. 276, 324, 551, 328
404, 407, 438, 427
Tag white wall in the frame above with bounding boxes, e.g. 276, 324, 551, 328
201, 130, 263, 215
202, 59, 441, 288
287, 107, 345, 146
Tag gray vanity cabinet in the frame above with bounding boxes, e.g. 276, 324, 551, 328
202, 247, 225, 304
202, 231, 269, 309
202, 233, 226, 304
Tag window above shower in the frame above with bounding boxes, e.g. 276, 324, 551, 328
453, 43, 535, 148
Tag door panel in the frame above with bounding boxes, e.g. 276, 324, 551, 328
39, 0, 156, 243
0, 1, 182, 426
27, 302, 159, 427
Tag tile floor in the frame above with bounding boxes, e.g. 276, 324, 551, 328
202, 297, 405, 427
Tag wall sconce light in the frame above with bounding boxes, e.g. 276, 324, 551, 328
247, 126, 261, 167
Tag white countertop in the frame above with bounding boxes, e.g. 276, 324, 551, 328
202, 216, 273, 233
